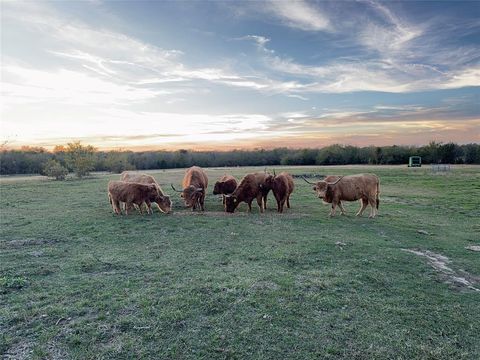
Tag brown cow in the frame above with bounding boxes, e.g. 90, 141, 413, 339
303, 175, 349, 215
120, 172, 172, 213
108, 181, 163, 215
120, 171, 172, 214
266, 171, 294, 213
305, 174, 380, 218
171, 166, 208, 211
213, 174, 238, 204
224, 173, 268, 213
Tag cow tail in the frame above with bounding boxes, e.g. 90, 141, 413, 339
376, 178, 380, 209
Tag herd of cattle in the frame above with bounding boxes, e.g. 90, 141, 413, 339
107, 166, 380, 218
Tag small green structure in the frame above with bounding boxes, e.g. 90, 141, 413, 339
408, 156, 422, 167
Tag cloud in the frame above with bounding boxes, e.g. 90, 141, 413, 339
266, 0, 332, 32
360, 0, 422, 56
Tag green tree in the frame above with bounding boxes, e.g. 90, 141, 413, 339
104, 151, 134, 173
64, 142, 96, 178
43, 159, 68, 180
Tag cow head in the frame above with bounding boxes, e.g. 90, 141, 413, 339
313, 181, 328, 199
171, 184, 204, 208
315, 177, 344, 202
155, 194, 172, 213
182, 185, 204, 208
263, 173, 274, 189
212, 181, 224, 195
224, 194, 239, 213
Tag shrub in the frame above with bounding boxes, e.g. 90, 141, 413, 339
64, 141, 96, 178
43, 159, 68, 180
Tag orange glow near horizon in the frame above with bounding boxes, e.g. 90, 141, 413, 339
4, 117, 479, 152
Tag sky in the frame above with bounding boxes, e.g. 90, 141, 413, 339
1, 0, 479, 150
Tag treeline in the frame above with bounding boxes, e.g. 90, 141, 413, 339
1, 142, 479, 176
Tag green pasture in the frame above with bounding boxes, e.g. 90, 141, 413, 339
1, 165, 479, 359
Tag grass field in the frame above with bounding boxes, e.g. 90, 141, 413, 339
1, 165, 479, 359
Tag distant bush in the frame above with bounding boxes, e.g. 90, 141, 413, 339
104, 151, 135, 173
43, 159, 68, 180
64, 141, 96, 178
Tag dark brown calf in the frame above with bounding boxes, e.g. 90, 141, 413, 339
224, 173, 266, 213
120, 172, 172, 213
108, 181, 162, 215
213, 175, 237, 204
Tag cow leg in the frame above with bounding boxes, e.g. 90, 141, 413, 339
286, 196, 291, 208
263, 195, 268, 210
200, 194, 205, 211
256, 195, 264, 213
329, 200, 338, 217
338, 201, 347, 215
145, 200, 152, 215
356, 198, 368, 217
248, 201, 253, 212
368, 197, 377, 218
125, 202, 132, 215
222, 195, 225, 205
113, 200, 121, 215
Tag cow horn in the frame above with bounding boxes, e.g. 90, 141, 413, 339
195, 187, 204, 193
170, 184, 183, 193
326, 176, 344, 185
302, 176, 315, 185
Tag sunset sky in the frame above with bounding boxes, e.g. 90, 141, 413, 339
1, 0, 479, 150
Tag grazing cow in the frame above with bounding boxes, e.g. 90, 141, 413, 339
224, 173, 268, 213
108, 181, 163, 215
304, 174, 380, 218
266, 171, 294, 213
120, 172, 172, 213
213, 174, 238, 204
171, 166, 208, 211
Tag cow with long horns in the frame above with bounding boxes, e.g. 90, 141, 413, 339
265, 170, 294, 213
171, 166, 208, 211
303, 174, 380, 218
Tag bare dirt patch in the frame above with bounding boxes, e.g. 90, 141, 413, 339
1, 238, 59, 249
402, 249, 480, 292
466, 245, 480, 252
2, 340, 35, 360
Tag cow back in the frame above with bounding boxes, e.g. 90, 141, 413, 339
183, 166, 208, 189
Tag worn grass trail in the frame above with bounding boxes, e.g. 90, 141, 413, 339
1, 165, 479, 359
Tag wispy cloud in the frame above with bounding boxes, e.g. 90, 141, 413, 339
266, 0, 332, 32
